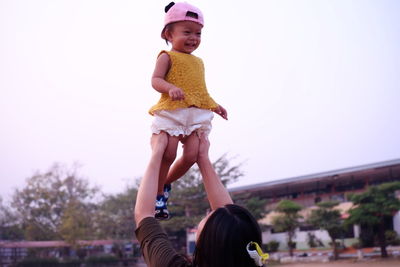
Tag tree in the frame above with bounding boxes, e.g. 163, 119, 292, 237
11, 163, 100, 242
59, 199, 94, 247
234, 194, 268, 221
159, 154, 244, 252
94, 186, 138, 240
346, 181, 400, 258
0, 197, 24, 240
308, 201, 343, 260
272, 200, 303, 256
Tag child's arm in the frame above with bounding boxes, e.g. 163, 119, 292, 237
197, 134, 233, 210
213, 104, 228, 120
134, 133, 168, 225
151, 53, 184, 101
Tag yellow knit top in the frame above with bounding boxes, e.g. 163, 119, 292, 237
149, 50, 218, 115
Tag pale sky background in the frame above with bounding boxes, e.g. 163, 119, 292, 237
1, 0, 400, 202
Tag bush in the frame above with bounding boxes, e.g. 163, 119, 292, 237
267, 240, 280, 252
60, 258, 82, 267
16, 257, 59, 267
288, 241, 296, 249
351, 241, 362, 249
307, 232, 324, 248
385, 230, 400, 246
85, 255, 119, 266
329, 241, 343, 249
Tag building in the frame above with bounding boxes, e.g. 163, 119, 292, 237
0, 240, 139, 266
229, 158, 400, 250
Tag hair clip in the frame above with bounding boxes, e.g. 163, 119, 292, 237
165, 2, 175, 13
246, 241, 269, 266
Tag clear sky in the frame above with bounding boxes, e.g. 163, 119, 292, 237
1, 0, 400, 202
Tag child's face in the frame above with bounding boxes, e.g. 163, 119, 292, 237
167, 21, 202, 54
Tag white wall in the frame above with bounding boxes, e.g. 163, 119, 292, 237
394, 211, 400, 235
262, 227, 360, 250
263, 228, 331, 250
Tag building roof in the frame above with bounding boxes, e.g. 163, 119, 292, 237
229, 158, 400, 194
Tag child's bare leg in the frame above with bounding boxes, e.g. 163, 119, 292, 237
165, 132, 200, 185
157, 134, 180, 195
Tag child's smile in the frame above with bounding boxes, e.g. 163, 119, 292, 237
168, 21, 202, 54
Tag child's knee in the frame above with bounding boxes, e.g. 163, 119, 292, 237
163, 149, 177, 165
183, 150, 198, 164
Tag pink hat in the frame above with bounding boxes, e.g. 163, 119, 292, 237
162, 2, 204, 39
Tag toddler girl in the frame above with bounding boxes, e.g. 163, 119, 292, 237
149, 2, 227, 219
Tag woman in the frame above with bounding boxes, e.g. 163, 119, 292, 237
134, 133, 268, 266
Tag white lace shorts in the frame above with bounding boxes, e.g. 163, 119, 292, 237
151, 107, 214, 136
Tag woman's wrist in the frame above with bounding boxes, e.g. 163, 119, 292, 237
197, 158, 208, 170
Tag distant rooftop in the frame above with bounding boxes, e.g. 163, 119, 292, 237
229, 158, 400, 194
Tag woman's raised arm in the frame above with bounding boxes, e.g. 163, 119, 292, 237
196, 134, 233, 210
134, 133, 168, 225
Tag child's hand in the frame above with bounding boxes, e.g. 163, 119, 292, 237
168, 86, 185, 101
213, 105, 228, 120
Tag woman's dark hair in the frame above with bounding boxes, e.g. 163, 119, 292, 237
193, 204, 261, 267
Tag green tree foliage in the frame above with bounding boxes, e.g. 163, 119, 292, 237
346, 181, 400, 258
165, 154, 243, 227
0, 197, 24, 240
308, 201, 342, 260
4, 152, 245, 253
234, 194, 268, 221
160, 154, 244, 251
11, 163, 100, 242
59, 199, 94, 248
272, 200, 303, 256
94, 186, 138, 240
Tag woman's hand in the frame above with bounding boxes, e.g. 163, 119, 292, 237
150, 132, 168, 154
197, 132, 210, 163
135, 132, 168, 225
197, 133, 233, 210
